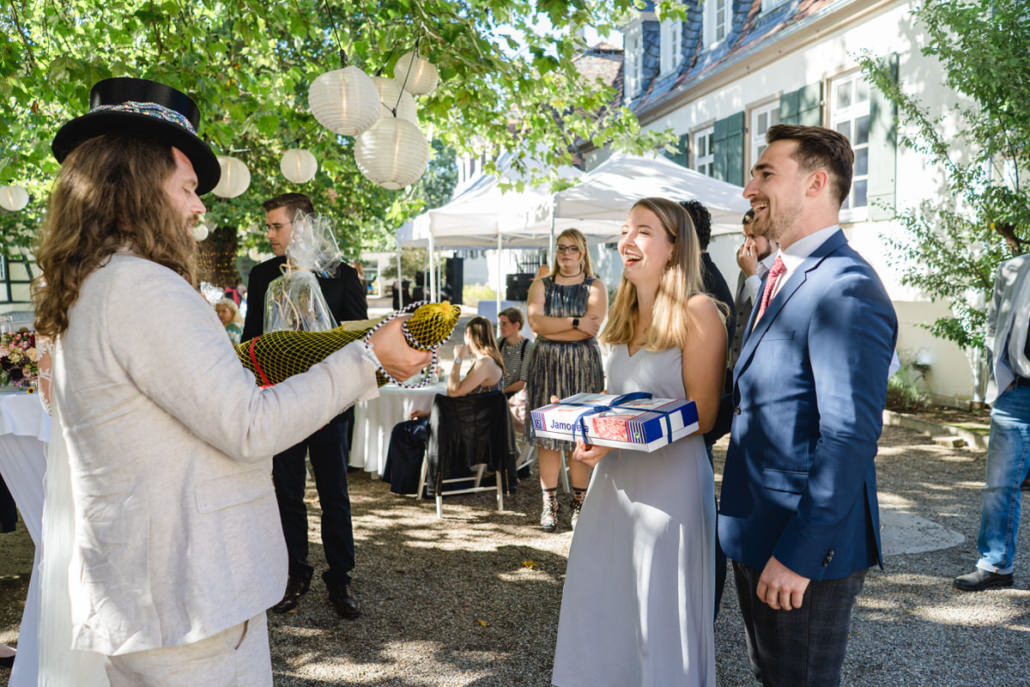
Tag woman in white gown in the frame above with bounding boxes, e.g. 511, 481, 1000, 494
552, 197, 726, 687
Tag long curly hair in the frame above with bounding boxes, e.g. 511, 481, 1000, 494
33, 135, 197, 338
601, 197, 705, 352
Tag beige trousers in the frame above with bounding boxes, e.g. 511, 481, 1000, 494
105, 612, 271, 687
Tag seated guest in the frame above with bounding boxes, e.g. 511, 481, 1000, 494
383, 317, 504, 494
214, 297, 244, 344
497, 307, 533, 434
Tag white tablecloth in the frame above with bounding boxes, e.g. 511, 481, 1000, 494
0, 391, 49, 687
351, 383, 445, 476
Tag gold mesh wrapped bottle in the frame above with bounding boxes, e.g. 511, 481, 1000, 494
235, 301, 461, 387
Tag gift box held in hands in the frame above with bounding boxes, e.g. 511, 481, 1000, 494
530, 392, 699, 452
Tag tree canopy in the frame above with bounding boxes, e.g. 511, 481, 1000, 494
0, 0, 674, 258
860, 0, 1030, 350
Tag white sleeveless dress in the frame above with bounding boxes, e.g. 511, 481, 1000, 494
552, 345, 716, 687
37, 343, 109, 686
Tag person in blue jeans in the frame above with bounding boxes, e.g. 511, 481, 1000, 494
955, 253, 1030, 591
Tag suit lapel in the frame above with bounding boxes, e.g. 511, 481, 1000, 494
734, 231, 848, 378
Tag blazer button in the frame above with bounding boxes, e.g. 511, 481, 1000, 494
822, 550, 835, 566
734, 406, 742, 415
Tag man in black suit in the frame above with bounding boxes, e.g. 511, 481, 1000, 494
242, 192, 367, 619
681, 199, 735, 620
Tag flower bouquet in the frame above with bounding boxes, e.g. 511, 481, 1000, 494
0, 327, 39, 392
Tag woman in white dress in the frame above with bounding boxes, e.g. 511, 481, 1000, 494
552, 197, 726, 687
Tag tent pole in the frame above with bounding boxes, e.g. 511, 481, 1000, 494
496, 232, 503, 334
428, 232, 436, 302
396, 250, 403, 310
548, 192, 556, 270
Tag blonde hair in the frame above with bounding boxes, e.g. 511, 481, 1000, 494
214, 298, 243, 327
601, 197, 704, 351
464, 316, 505, 374
550, 228, 593, 277
33, 135, 197, 338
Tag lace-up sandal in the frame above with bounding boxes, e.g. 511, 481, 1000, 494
569, 487, 587, 531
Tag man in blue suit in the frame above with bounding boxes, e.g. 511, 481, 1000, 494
719, 124, 898, 686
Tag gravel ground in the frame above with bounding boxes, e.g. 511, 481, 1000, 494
2, 424, 1028, 686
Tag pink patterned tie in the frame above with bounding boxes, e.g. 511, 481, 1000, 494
754, 255, 786, 325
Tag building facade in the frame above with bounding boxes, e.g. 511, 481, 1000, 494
604, 0, 975, 402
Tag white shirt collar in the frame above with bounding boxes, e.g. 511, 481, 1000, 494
777, 225, 840, 273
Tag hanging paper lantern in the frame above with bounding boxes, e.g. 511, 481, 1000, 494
248, 246, 264, 261
0, 185, 29, 212
192, 223, 210, 241
372, 76, 419, 125
211, 156, 250, 198
308, 66, 380, 136
280, 149, 318, 184
354, 117, 429, 190
393, 51, 439, 95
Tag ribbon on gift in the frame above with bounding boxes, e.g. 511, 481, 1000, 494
560, 392, 675, 446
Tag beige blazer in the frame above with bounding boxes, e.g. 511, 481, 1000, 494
56, 255, 378, 655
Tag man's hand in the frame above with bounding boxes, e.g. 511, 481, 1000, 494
756, 556, 810, 611
736, 238, 759, 276
368, 317, 433, 382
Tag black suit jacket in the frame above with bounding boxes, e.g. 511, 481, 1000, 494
242, 256, 367, 342
701, 252, 736, 348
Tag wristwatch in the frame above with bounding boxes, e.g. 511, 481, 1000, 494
572, 318, 580, 330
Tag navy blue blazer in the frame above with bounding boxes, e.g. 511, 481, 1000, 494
718, 230, 898, 581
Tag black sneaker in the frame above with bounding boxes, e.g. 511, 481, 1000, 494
328, 584, 361, 619
953, 568, 1014, 592
271, 574, 311, 613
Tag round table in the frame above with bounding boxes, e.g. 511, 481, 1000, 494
351, 382, 445, 476
0, 391, 49, 687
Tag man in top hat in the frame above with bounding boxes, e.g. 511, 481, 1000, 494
39, 77, 430, 686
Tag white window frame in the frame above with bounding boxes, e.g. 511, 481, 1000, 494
829, 71, 871, 220
704, 0, 734, 47
748, 100, 780, 170
623, 21, 644, 101
659, 18, 682, 77
692, 126, 715, 177
761, 0, 791, 12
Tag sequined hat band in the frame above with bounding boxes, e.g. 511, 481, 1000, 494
91, 101, 197, 134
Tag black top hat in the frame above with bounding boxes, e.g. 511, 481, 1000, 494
52, 78, 221, 194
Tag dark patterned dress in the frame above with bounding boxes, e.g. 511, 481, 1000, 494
525, 275, 605, 449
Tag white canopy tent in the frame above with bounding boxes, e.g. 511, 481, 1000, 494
395, 151, 752, 303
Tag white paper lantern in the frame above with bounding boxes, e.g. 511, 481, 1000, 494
354, 117, 429, 190
0, 185, 29, 212
192, 223, 210, 241
248, 246, 264, 261
308, 66, 380, 136
372, 76, 419, 125
280, 149, 318, 184
392, 52, 440, 96
393, 52, 439, 95
211, 156, 251, 198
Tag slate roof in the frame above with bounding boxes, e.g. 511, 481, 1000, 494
627, 0, 850, 120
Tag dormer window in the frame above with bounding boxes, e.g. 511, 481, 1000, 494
704, 0, 733, 47
660, 19, 682, 77
624, 24, 644, 100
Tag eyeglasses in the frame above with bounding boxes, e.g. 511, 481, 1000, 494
556, 244, 580, 254
265, 222, 291, 232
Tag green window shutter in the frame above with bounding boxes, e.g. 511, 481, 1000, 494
713, 111, 745, 186
779, 82, 823, 126
868, 52, 899, 221
666, 132, 691, 167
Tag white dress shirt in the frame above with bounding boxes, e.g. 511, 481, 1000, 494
743, 254, 778, 302
768, 225, 841, 301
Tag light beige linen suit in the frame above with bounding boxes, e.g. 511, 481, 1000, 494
55, 254, 378, 657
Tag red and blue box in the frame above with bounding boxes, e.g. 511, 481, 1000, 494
530, 392, 699, 452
